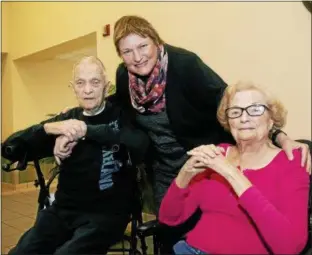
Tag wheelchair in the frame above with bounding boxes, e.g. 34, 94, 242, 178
1, 145, 149, 255
137, 139, 312, 255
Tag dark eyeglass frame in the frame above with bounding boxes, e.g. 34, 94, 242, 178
225, 104, 270, 119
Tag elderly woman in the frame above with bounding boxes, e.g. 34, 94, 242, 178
159, 82, 310, 254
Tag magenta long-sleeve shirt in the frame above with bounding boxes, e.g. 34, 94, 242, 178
159, 144, 309, 254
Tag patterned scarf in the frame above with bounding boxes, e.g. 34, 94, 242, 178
128, 46, 168, 114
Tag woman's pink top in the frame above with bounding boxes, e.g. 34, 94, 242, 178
159, 144, 309, 254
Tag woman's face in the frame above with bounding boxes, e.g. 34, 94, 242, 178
118, 33, 159, 76
227, 90, 273, 143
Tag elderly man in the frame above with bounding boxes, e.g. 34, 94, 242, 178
2, 56, 149, 255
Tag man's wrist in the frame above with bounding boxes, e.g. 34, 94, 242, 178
43, 122, 59, 135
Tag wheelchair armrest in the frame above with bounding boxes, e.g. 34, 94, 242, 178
137, 219, 160, 237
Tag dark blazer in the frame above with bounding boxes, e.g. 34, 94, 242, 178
113, 44, 234, 151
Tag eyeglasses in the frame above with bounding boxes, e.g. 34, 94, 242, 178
225, 104, 270, 119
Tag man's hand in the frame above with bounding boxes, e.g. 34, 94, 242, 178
54, 135, 78, 165
44, 119, 87, 141
278, 133, 311, 174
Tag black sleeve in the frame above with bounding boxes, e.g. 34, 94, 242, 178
120, 126, 150, 164
86, 125, 149, 163
114, 64, 124, 103
85, 124, 120, 145
271, 129, 287, 147
85, 120, 149, 165
1, 109, 78, 162
188, 54, 227, 109
187, 54, 234, 144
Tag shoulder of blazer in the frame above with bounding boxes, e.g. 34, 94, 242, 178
165, 44, 203, 100
165, 44, 200, 73
115, 63, 131, 102
116, 63, 129, 88
116, 63, 128, 79
116, 63, 128, 86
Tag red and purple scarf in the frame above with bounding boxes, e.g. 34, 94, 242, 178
128, 46, 168, 114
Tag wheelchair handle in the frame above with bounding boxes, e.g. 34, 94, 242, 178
1, 160, 29, 172
1, 162, 16, 172
4, 145, 16, 155
1, 145, 29, 172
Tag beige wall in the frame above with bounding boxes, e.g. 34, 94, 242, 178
14, 59, 78, 125
1, 2, 10, 53
1, 53, 13, 141
1, 3, 13, 140
3, 2, 311, 139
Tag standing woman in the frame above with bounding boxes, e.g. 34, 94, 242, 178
111, 15, 311, 252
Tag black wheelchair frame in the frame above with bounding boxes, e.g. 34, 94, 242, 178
2, 155, 149, 255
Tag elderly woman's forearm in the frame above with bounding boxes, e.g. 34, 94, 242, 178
223, 167, 253, 196
239, 183, 309, 254
159, 179, 201, 226
176, 171, 193, 188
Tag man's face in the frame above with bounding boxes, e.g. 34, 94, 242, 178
72, 62, 107, 111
